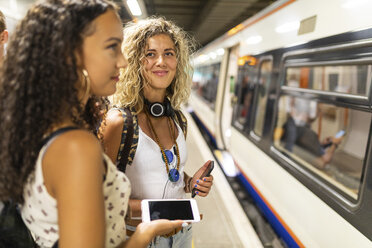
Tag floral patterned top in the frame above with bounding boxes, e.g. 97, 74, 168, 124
21, 140, 131, 248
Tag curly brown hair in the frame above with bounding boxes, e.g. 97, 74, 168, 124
0, 0, 117, 203
0, 10, 6, 33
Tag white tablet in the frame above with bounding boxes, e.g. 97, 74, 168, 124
141, 199, 201, 223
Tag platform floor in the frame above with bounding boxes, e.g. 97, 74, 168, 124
183, 110, 262, 248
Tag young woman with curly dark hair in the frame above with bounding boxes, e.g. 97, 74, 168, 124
0, 1, 183, 247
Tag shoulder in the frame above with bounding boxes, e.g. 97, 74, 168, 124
42, 130, 105, 196
105, 108, 125, 129
45, 129, 103, 163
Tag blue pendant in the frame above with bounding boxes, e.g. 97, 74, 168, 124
162, 150, 174, 163
168, 168, 180, 182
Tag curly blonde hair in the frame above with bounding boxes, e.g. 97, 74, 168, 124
113, 16, 195, 112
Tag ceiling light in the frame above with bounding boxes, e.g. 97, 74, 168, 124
245, 35, 262, 45
208, 52, 217, 59
216, 48, 225, 56
197, 54, 209, 63
342, 0, 369, 9
275, 21, 300, 33
127, 0, 142, 16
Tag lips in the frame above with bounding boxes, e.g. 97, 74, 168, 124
152, 70, 168, 77
111, 75, 120, 82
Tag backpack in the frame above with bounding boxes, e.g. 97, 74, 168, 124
115, 107, 187, 173
0, 201, 37, 248
0, 127, 78, 248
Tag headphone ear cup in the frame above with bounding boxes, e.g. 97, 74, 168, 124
144, 98, 173, 117
149, 102, 165, 117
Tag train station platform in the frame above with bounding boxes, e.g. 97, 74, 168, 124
183, 109, 262, 248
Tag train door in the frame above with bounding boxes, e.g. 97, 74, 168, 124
215, 45, 240, 150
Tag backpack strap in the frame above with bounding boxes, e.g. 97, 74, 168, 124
174, 110, 187, 139
116, 107, 138, 173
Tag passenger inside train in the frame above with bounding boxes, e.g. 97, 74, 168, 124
0, 1, 185, 247
281, 96, 343, 169
100, 16, 214, 248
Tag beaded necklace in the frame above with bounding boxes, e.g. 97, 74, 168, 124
145, 109, 181, 182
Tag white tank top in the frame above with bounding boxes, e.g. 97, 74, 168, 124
21, 139, 131, 248
125, 122, 187, 200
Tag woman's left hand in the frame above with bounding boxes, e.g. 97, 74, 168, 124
191, 174, 214, 197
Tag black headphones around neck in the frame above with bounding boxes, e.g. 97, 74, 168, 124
144, 97, 174, 118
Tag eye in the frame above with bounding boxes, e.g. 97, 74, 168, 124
165, 51, 175, 57
107, 43, 119, 51
146, 52, 155, 57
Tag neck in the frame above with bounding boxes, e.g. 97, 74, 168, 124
81, 95, 90, 106
47, 119, 77, 135
143, 87, 166, 103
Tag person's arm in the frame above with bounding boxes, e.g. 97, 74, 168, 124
43, 129, 184, 248
129, 199, 142, 217
316, 136, 343, 169
101, 109, 125, 163
43, 130, 107, 248
121, 220, 184, 248
319, 144, 336, 166
126, 199, 142, 231
320, 136, 342, 165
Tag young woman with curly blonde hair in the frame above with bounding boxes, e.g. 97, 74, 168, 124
101, 17, 214, 248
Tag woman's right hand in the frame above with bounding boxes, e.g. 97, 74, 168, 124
138, 219, 184, 237
124, 220, 184, 248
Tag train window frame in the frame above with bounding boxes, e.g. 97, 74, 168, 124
281, 59, 372, 105
270, 39, 372, 207
280, 38, 372, 106
273, 96, 369, 202
192, 62, 222, 111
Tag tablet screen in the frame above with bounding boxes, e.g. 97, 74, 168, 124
149, 200, 194, 220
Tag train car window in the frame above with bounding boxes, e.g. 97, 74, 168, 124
253, 60, 273, 137
192, 63, 221, 110
285, 65, 372, 97
232, 57, 258, 134
274, 95, 370, 200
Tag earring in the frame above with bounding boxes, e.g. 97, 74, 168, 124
81, 69, 91, 99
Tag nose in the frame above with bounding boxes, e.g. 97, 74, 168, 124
155, 55, 166, 67
117, 52, 128, 69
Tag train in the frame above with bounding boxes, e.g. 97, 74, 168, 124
189, 0, 372, 247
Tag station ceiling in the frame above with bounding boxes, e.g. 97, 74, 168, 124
115, 0, 276, 48
4, 0, 275, 48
